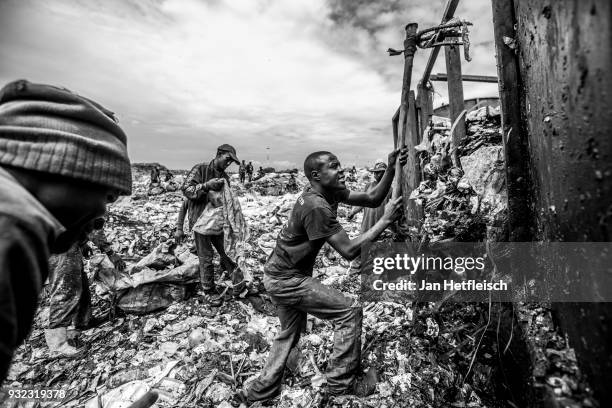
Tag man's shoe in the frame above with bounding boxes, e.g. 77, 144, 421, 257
233, 388, 248, 405
232, 280, 246, 296
198, 290, 223, 307
350, 367, 378, 397
75, 314, 108, 330
328, 367, 378, 398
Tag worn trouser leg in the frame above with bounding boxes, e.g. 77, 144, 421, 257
247, 275, 362, 401
209, 233, 246, 290
246, 304, 306, 401
194, 232, 215, 291
48, 244, 90, 329
209, 233, 236, 273
73, 270, 92, 329
293, 277, 362, 392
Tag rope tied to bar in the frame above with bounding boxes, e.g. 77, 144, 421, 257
388, 18, 473, 61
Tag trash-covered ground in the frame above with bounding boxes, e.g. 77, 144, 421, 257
511, 304, 598, 408
3, 117, 594, 407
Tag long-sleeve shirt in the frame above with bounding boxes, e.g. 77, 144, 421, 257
0, 167, 65, 382
181, 160, 230, 230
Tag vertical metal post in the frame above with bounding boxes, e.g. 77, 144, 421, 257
417, 81, 434, 139
444, 44, 466, 167
404, 91, 424, 222
392, 107, 400, 148
392, 23, 418, 202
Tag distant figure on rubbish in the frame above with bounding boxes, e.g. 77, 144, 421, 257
285, 172, 299, 193
241, 147, 408, 403
150, 166, 160, 184
246, 161, 254, 182
238, 160, 247, 184
253, 166, 265, 181
0, 79, 132, 383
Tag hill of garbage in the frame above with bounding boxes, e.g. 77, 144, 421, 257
4, 109, 594, 407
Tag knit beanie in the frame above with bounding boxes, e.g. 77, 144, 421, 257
0, 79, 132, 195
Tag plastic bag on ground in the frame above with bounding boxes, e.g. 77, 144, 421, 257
117, 283, 188, 314
100, 380, 150, 408
193, 180, 252, 281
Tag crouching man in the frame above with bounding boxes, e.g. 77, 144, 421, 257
242, 148, 407, 403
0, 80, 132, 383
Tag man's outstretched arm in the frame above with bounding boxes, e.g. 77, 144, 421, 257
343, 147, 407, 208
326, 197, 402, 260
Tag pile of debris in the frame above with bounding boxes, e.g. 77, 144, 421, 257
104, 193, 186, 258
410, 106, 507, 242
232, 172, 306, 197
513, 305, 597, 407
131, 163, 185, 199
6, 157, 505, 407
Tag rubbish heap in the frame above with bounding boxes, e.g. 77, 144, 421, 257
104, 193, 186, 258
131, 163, 185, 199
410, 106, 507, 242
6, 158, 507, 408
231, 172, 305, 197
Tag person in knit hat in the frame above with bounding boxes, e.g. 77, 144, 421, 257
0, 79, 132, 383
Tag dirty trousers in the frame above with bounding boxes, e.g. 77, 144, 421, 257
247, 275, 363, 401
193, 232, 235, 291
48, 244, 92, 329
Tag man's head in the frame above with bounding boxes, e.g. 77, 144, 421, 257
214, 144, 239, 171
369, 160, 387, 182
304, 151, 345, 192
242, 160, 245, 165
4, 167, 119, 252
0, 79, 132, 252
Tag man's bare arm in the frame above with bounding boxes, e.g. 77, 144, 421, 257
343, 167, 394, 207
342, 147, 407, 208
326, 197, 402, 260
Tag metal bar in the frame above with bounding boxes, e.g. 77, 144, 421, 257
430, 73, 498, 83
416, 82, 434, 137
392, 106, 400, 148
444, 43, 466, 167
421, 0, 460, 84
392, 23, 419, 202
491, 0, 532, 241
403, 91, 424, 222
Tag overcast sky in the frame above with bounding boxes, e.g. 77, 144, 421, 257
0, 0, 498, 170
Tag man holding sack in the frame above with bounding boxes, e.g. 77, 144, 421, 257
182, 144, 243, 306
